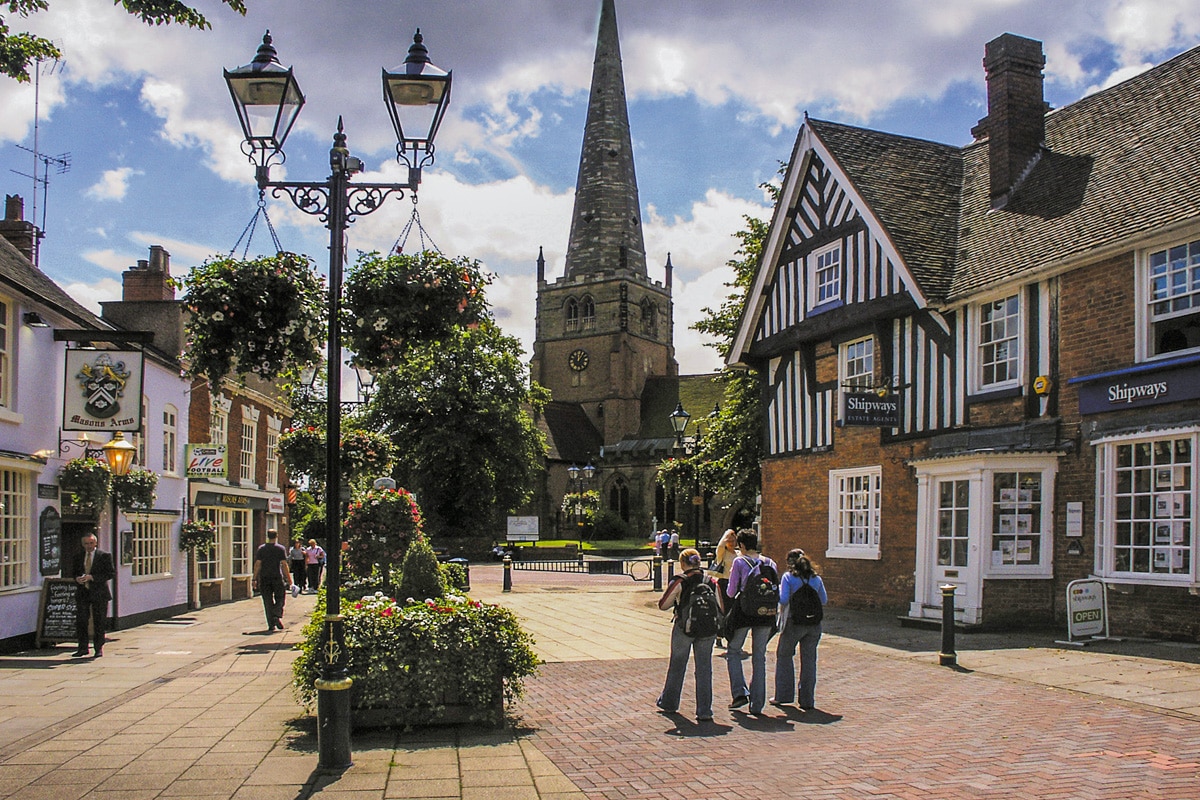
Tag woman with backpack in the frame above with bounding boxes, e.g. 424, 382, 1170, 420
772, 549, 828, 710
724, 529, 779, 715
656, 548, 724, 722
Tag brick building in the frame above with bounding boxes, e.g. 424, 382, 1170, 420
526, 0, 734, 544
729, 34, 1200, 637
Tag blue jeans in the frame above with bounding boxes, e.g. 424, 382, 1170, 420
726, 624, 772, 713
774, 620, 822, 708
657, 623, 715, 718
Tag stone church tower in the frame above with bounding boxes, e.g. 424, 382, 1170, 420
529, 0, 677, 446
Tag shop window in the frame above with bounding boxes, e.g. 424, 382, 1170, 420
1098, 432, 1194, 582
0, 466, 31, 588
196, 507, 221, 580
230, 509, 251, 576
827, 466, 881, 559
130, 517, 172, 577
989, 471, 1045, 568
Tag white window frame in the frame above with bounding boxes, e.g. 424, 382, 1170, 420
827, 466, 882, 560
129, 515, 174, 579
240, 405, 260, 486
1095, 428, 1197, 586
0, 463, 32, 590
984, 463, 1057, 577
210, 393, 230, 446
838, 336, 874, 421
195, 507, 221, 581
565, 298, 579, 331
266, 415, 282, 491
162, 404, 178, 475
580, 295, 596, 330
132, 395, 148, 467
808, 242, 841, 310
1137, 233, 1200, 361
0, 296, 10, 412
972, 292, 1023, 392
230, 508, 251, 576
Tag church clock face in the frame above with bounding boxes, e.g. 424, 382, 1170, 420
568, 348, 590, 371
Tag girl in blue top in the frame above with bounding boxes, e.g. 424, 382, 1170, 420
773, 549, 828, 710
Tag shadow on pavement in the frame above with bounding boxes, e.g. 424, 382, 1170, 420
0, 656, 66, 669
780, 707, 843, 725
658, 711, 733, 738
237, 641, 298, 654
729, 711, 793, 732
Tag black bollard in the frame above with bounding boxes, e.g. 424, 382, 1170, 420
939, 584, 957, 666
653, 555, 662, 591
667, 559, 675, 582
503, 555, 512, 593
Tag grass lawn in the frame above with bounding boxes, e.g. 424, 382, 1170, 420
524, 538, 653, 554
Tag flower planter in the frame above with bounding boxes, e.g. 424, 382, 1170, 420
352, 680, 505, 730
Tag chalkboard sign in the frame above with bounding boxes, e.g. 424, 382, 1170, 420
39, 507, 62, 575
36, 578, 77, 647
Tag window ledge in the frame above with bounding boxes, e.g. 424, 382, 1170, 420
983, 569, 1052, 580
825, 547, 881, 561
967, 385, 1023, 403
0, 408, 24, 425
131, 573, 173, 584
808, 299, 844, 317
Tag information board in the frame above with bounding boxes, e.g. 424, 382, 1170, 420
506, 516, 540, 541
36, 578, 78, 647
1064, 578, 1107, 641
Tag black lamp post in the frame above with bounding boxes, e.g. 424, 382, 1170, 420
225, 29, 452, 770
566, 462, 595, 554
668, 402, 716, 549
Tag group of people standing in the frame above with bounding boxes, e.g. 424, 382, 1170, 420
287, 538, 326, 594
656, 528, 828, 721
653, 528, 681, 561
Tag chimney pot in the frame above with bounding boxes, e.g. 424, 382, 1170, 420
976, 33, 1047, 204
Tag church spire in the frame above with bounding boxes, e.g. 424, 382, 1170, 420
563, 0, 647, 279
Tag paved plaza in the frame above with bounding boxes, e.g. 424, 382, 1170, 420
0, 562, 1198, 798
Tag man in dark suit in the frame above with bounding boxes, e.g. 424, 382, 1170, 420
68, 532, 114, 658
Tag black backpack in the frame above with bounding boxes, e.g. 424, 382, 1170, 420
680, 575, 721, 638
790, 577, 824, 625
737, 558, 780, 620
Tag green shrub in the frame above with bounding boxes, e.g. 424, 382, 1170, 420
398, 535, 444, 600
591, 509, 631, 540
440, 561, 468, 591
292, 589, 539, 727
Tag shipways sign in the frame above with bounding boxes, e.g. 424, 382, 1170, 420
1075, 361, 1200, 415
842, 392, 900, 427
62, 349, 145, 432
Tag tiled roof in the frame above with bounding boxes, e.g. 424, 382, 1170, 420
952, 44, 1200, 299
806, 43, 1200, 304
635, 373, 725, 441
539, 401, 603, 464
807, 118, 963, 301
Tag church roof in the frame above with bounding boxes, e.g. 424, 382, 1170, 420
562, 0, 648, 280
539, 400, 604, 465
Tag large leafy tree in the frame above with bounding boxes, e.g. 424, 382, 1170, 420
363, 321, 548, 540
1, 1, 247, 82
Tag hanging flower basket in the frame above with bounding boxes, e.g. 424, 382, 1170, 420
183, 252, 327, 386
59, 457, 111, 510
278, 425, 326, 484
179, 519, 217, 551
343, 487, 423, 578
342, 430, 395, 479
343, 251, 489, 370
112, 468, 158, 511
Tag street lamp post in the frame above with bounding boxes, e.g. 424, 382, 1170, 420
668, 402, 717, 549
225, 29, 452, 770
566, 462, 595, 555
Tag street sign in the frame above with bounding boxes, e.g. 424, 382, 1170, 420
507, 516, 539, 542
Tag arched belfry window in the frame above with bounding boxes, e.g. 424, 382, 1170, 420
581, 296, 596, 330
608, 476, 630, 522
565, 297, 579, 331
641, 299, 657, 337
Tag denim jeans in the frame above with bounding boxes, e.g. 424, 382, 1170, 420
657, 623, 715, 718
774, 620, 822, 708
726, 624, 772, 713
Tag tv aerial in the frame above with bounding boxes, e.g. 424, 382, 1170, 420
8, 55, 70, 267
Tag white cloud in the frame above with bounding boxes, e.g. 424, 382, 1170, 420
81, 249, 132, 274
86, 167, 141, 200
62, 276, 121, 312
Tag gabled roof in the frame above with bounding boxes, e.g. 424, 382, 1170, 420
636, 373, 725, 441
807, 119, 963, 302
539, 401, 604, 464
952, 43, 1200, 299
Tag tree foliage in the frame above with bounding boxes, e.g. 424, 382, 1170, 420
364, 321, 548, 540
0, 1, 247, 82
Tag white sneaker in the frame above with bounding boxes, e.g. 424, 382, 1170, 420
290, 584, 300, 598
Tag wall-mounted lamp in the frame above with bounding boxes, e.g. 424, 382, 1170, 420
23, 311, 50, 327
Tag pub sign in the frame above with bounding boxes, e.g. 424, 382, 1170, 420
62, 349, 145, 432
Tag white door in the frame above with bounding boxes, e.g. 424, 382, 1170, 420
914, 476, 983, 624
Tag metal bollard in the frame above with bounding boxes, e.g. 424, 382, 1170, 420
939, 584, 957, 666
667, 559, 675, 582
652, 555, 662, 591
503, 555, 512, 593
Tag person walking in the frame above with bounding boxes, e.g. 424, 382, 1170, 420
655, 548, 723, 722
773, 549, 828, 710
252, 529, 292, 632
724, 529, 779, 715
668, 529, 680, 560
288, 538, 307, 593
304, 539, 326, 593
68, 533, 114, 658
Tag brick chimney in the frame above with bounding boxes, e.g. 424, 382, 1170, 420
971, 34, 1047, 205
0, 194, 38, 263
122, 245, 175, 301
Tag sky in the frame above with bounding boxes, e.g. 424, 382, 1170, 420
2, 0, 1200, 377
